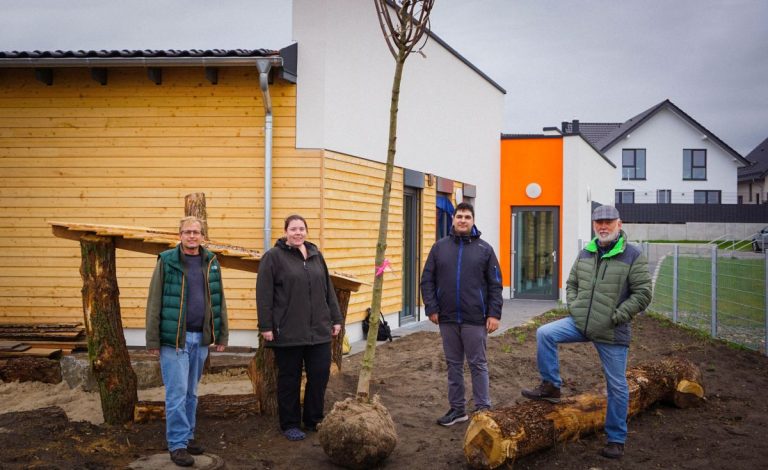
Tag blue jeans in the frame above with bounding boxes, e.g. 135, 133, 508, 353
536, 316, 629, 444
439, 322, 490, 411
160, 331, 208, 451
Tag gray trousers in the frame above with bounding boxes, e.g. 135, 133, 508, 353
439, 322, 490, 411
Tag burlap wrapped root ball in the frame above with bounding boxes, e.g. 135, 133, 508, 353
319, 395, 397, 469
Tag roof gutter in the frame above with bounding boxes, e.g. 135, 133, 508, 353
0, 56, 283, 68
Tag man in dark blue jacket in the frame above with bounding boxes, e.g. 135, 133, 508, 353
421, 202, 503, 426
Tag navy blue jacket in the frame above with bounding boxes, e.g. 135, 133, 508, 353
421, 226, 503, 326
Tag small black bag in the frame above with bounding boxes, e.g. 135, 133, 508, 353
362, 307, 393, 342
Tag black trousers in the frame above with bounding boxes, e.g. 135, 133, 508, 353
273, 342, 332, 431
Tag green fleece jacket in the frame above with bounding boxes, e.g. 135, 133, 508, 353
566, 231, 652, 345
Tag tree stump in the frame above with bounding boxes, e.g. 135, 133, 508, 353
134, 394, 260, 423
463, 357, 705, 469
184, 192, 209, 239
249, 336, 278, 416
79, 234, 138, 425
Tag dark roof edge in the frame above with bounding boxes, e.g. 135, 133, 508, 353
601, 99, 748, 165
565, 133, 617, 168
425, 30, 506, 94
0, 55, 283, 69
501, 133, 561, 139
381, 0, 505, 94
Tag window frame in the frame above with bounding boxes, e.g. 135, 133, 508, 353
693, 190, 721, 204
621, 149, 646, 180
656, 189, 672, 204
683, 149, 707, 181
615, 189, 635, 204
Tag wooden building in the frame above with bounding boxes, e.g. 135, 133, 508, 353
0, 1, 505, 346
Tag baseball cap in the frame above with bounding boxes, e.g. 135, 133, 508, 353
592, 205, 620, 221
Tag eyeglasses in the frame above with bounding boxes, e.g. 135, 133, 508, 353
180, 230, 202, 236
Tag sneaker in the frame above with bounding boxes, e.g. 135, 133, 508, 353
283, 427, 306, 441
436, 408, 469, 426
599, 442, 624, 459
521, 381, 561, 403
169, 448, 194, 467
186, 439, 205, 455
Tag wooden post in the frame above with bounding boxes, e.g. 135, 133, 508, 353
79, 234, 138, 425
184, 192, 209, 239
331, 287, 351, 370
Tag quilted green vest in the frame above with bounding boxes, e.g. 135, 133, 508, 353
157, 247, 223, 347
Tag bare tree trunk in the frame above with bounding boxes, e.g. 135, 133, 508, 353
79, 234, 138, 425
184, 192, 209, 239
250, 339, 278, 415
463, 357, 705, 469
356, 49, 407, 400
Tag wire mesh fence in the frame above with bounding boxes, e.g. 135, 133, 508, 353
646, 242, 767, 355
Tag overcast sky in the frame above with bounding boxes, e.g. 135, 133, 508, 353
1, 0, 765, 155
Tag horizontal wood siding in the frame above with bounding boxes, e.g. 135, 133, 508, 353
0, 67, 304, 330
422, 177, 437, 306
321, 151, 403, 323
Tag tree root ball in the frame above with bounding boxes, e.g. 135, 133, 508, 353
319, 395, 398, 469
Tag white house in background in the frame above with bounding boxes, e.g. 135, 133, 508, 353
562, 100, 749, 205
737, 136, 768, 204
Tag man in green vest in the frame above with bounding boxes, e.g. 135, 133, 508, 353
146, 216, 229, 467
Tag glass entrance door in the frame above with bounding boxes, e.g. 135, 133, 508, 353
512, 207, 559, 299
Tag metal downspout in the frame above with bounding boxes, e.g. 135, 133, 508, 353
257, 61, 273, 251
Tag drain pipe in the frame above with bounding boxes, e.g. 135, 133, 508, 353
257, 60, 273, 251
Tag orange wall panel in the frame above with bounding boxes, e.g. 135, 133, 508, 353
499, 137, 563, 287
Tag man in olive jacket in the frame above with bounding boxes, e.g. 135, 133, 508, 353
521, 205, 652, 460
146, 216, 229, 467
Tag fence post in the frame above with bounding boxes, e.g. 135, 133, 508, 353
711, 245, 717, 339
672, 244, 679, 323
764, 248, 767, 357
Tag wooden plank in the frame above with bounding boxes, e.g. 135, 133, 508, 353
0, 347, 62, 359
0, 340, 24, 350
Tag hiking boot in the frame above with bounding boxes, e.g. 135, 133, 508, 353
169, 448, 194, 467
521, 381, 561, 403
599, 442, 624, 459
186, 439, 205, 455
436, 408, 469, 426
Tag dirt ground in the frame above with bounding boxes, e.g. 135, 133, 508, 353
1, 311, 767, 469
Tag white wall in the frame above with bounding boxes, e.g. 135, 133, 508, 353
604, 107, 743, 203
561, 135, 615, 301
293, 0, 505, 250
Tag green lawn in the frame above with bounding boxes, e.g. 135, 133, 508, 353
651, 255, 765, 326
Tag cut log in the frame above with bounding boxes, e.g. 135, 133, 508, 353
250, 340, 278, 416
80, 234, 138, 425
0, 357, 62, 384
184, 192, 209, 239
463, 357, 704, 469
134, 394, 261, 423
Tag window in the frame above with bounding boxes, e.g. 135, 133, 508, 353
683, 149, 707, 180
436, 194, 454, 239
657, 189, 671, 204
615, 189, 635, 204
693, 190, 720, 204
622, 149, 646, 180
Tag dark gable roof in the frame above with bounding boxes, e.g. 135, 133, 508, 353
596, 99, 748, 165
562, 122, 621, 147
0, 49, 278, 59
738, 136, 768, 181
